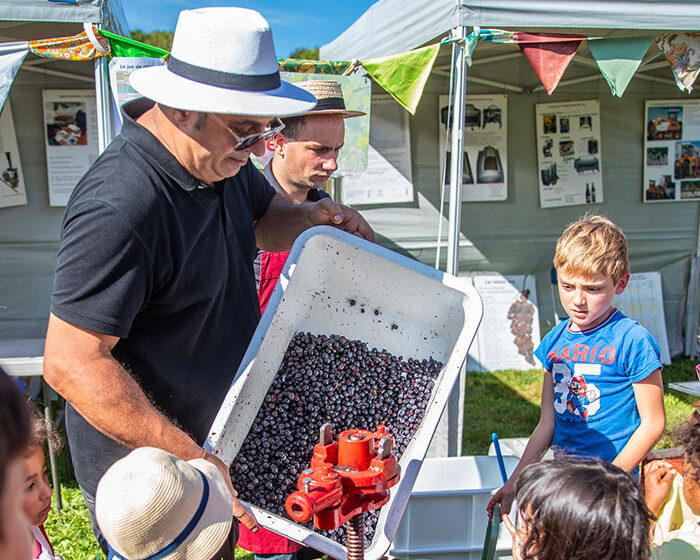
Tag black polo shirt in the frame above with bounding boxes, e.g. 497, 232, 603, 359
51, 98, 276, 495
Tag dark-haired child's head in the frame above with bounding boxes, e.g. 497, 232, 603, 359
673, 421, 700, 515
22, 413, 62, 527
0, 368, 33, 560
510, 458, 652, 560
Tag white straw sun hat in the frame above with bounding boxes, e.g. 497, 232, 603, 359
96, 447, 234, 560
129, 7, 317, 116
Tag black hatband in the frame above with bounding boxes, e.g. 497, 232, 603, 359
168, 57, 281, 91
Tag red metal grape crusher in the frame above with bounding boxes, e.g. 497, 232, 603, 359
285, 423, 400, 560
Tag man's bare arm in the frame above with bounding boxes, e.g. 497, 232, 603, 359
255, 193, 374, 252
43, 313, 258, 530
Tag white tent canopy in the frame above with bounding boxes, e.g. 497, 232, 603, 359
322, 0, 700, 60
0, 0, 128, 37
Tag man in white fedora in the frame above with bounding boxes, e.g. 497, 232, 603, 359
255, 79, 365, 315
42, 6, 373, 552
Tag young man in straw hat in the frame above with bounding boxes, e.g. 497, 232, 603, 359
42, 7, 373, 552
254, 79, 365, 314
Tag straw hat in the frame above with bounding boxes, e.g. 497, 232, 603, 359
292, 80, 365, 118
129, 8, 317, 116
96, 447, 233, 560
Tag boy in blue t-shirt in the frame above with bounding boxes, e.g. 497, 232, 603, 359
487, 215, 665, 516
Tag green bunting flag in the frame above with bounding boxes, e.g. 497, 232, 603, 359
99, 30, 169, 59
361, 43, 440, 115
588, 36, 654, 97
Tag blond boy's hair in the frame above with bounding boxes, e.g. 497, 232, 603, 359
554, 215, 630, 283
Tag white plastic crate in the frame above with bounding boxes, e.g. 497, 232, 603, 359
206, 226, 483, 560
391, 456, 518, 560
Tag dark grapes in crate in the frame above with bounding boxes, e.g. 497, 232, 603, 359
230, 332, 443, 545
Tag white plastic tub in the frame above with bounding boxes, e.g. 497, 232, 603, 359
206, 226, 483, 560
390, 456, 517, 560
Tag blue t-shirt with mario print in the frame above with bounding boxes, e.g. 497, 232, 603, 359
534, 309, 662, 465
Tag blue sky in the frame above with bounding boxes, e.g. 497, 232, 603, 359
120, 0, 377, 57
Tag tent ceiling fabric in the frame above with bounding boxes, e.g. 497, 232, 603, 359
321, 0, 700, 60
457, 0, 700, 31
0, 0, 129, 36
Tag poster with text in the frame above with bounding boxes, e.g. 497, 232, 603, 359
252, 72, 371, 174
536, 99, 603, 208
108, 57, 165, 134
643, 99, 700, 202
0, 100, 27, 208
439, 94, 508, 201
612, 271, 671, 364
471, 274, 541, 371
340, 93, 413, 205
43, 90, 99, 207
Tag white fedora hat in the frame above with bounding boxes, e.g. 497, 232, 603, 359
129, 7, 317, 117
96, 447, 234, 560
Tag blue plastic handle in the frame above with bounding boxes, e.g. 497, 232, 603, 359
491, 433, 508, 485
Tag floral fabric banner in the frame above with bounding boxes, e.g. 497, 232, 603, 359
657, 33, 700, 93
278, 58, 350, 75
29, 28, 109, 61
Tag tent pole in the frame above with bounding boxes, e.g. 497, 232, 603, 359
94, 36, 112, 153
446, 25, 469, 277
443, 24, 471, 459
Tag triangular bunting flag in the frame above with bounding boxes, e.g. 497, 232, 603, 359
362, 43, 440, 114
99, 29, 169, 59
0, 43, 29, 113
657, 32, 700, 93
520, 39, 581, 94
588, 36, 654, 97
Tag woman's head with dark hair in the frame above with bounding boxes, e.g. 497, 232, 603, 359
0, 367, 32, 559
509, 459, 652, 560
673, 421, 700, 515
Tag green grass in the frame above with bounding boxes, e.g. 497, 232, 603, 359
44, 484, 256, 560
463, 358, 699, 454
43, 359, 700, 559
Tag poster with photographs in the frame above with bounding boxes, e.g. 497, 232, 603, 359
0, 100, 27, 208
470, 274, 541, 372
42, 90, 99, 207
536, 100, 603, 208
643, 99, 700, 202
439, 94, 508, 201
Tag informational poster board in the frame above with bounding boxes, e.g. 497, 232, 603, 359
42, 90, 99, 207
471, 274, 542, 371
439, 94, 508, 201
643, 99, 700, 202
613, 271, 671, 364
108, 57, 165, 133
0, 100, 27, 208
536, 99, 604, 208
340, 93, 413, 205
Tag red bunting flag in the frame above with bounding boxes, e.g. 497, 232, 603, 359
519, 35, 582, 94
